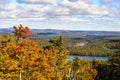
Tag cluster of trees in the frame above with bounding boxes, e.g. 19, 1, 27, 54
0, 25, 97, 80
36, 35, 117, 56
92, 51, 120, 80
68, 46, 112, 56
66, 38, 116, 56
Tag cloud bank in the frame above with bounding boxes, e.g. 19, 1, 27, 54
0, 0, 120, 31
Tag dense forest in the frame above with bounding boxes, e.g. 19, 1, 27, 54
0, 24, 120, 80
36, 35, 119, 56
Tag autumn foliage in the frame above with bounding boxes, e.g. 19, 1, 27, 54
0, 24, 97, 80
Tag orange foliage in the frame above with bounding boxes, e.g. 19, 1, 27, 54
0, 24, 70, 80
15, 46, 22, 53
13, 24, 32, 44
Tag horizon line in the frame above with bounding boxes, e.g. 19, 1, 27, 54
0, 27, 120, 32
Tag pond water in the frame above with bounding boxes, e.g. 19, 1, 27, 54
67, 55, 108, 61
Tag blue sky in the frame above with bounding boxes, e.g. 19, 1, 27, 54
0, 0, 120, 31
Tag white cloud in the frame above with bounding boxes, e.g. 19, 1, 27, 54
0, 4, 16, 11
87, 5, 109, 15
0, 4, 17, 18
44, 5, 70, 16
16, 4, 45, 18
17, 0, 56, 4
61, 0, 109, 15
0, 0, 120, 31
0, 0, 118, 19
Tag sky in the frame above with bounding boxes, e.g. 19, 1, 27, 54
0, 0, 120, 31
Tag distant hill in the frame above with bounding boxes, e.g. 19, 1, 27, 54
0, 28, 13, 34
30, 29, 120, 37
0, 28, 120, 38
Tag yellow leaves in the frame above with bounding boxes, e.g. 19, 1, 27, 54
2, 73, 18, 80
5, 73, 11, 77
3, 60, 19, 71
31, 40, 38, 46
64, 64, 71, 70
0, 25, 71, 80
55, 73, 62, 80
69, 58, 98, 80
31, 72, 46, 80
0, 72, 5, 78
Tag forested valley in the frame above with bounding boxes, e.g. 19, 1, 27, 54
36, 32, 120, 57
0, 24, 120, 80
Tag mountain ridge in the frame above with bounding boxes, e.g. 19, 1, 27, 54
0, 28, 120, 37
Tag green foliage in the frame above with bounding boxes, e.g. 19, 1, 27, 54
108, 51, 120, 80
92, 59, 110, 80
93, 50, 120, 80
36, 35, 117, 56
0, 24, 119, 80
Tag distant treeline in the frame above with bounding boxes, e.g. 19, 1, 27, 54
36, 35, 119, 56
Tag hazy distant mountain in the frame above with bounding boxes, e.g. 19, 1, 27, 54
0, 28, 13, 34
0, 28, 120, 37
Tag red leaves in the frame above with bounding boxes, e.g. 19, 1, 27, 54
24, 27, 29, 34
15, 46, 22, 53
13, 24, 32, 43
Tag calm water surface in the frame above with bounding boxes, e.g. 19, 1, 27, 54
67, 55, 108, 61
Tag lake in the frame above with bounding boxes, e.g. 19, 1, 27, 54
67, 55, 108, 61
